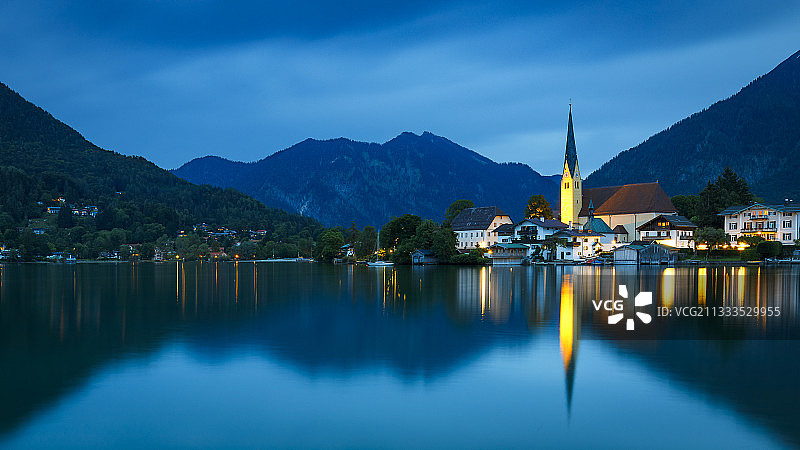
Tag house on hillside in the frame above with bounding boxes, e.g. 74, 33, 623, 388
719, 200, 800, 245
636, 214, 697, 249
452, 206, 513, 249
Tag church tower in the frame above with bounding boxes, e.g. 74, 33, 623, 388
560, 104, 582, 226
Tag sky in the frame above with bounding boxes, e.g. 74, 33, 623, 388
1, 1, 799, 175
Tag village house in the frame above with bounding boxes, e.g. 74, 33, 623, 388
559, 105, 678, 240
487, 243, 529, 265
719, 200, 800, 245
613, 241, 678, 265
553, 228, 604, 260
411, 249, 439, 265
636, 214, 697, 249
452, 206, 513, 249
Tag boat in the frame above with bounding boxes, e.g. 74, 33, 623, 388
65, 255, 77, 264
367, 228, 394, 267
367, 261, 394, 267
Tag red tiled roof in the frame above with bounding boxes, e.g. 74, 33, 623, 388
580, 182, 676, 217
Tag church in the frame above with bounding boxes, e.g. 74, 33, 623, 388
559, 106, 677, 242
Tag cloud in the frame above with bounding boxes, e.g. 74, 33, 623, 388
1, 1, 799, 173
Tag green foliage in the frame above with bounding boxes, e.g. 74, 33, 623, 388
738, 235, 765, 246
443, 199, 474, 227
756, 241, 783, 258
380, 214, 422, 249
541, 235, 568, 261
671, 168, 754, 228
0, 83, 324, 260
432, 227, 457, 262
354, 225, 378, 260
317, 229, 345, 262
450, 248, 491, 265
56, 204, 74, 228
524, 194, 554, 219
695, 227, 728, 258
739, 248, 760, 261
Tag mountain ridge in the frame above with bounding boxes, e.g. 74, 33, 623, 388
585, 49, 800, 202
173, 131, 559, 227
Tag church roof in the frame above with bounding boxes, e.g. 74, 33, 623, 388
451, 206, 509, 231
583, 217, 613, 233
580, 182, 676, 217
564, 106, 578, 176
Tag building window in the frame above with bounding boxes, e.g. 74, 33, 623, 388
784, 233, 792, 241
729, 223, 737, 230
784, 220, 792, 228
564, 182, 569, 189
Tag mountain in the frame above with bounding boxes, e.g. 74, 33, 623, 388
585, 49, 800, 202
173, 132, 559, 227
0, 81, 321, 236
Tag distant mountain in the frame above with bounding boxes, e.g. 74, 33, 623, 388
585, 49, 800, 202
0, 81, 321, 235
173, 132, 559, 227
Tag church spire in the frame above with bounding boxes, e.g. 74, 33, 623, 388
565, 104, 578, 176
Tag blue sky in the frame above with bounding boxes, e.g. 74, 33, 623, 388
2, 1, 799, 175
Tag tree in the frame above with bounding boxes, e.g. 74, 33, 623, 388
57, 204, 74, 228
380, 214, 422, 249
694, 168, 755, 228
694, 227, 728, 259
671, 195, 700, 222
354, 225, 378, 260
413, 220, 440, 250
432, 227, 457, 262
236, 241, 258, 260
524, 194, 554, 219
737, 235, 765, 247
444, 199, 474, 227
317, 229, 345, 262
345, 222, 360, 244
541, 235, 568, 261
756, 241, 783, 259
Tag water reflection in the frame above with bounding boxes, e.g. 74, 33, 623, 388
0, 263, 799, 446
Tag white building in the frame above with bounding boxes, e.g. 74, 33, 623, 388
719, 202, 800, 245
553, 229, 604, 260
635, 214, 697, 249
452, 206, 513, 250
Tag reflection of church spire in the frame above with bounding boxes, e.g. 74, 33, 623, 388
559, 272, 579, 418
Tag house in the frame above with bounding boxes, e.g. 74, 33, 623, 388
338, 243, 355, 258
636, 214, 697, 249
613, 241, 678, 265
553, 229, 604, 260
487, 243, 528, 265
494, 223, 516, 244
559, 105, 677, 236
719, 200, 800, 245
411, 249, 439, 265
32, 228, 46, 235
46, 206, 61, 214
581, 208, 619, 251
513, 217, 568, 242
452, 206, 513, 249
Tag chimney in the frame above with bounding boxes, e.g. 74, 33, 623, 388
785, 198, 793, 207
568, 221, 573, 230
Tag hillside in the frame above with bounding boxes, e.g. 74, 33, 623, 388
0, 82, 321, 238
585, 49, 800, 202
173, 132, 559, 227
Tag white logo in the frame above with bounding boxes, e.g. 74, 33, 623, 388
593, 285, 653, 331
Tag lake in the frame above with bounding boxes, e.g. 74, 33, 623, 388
1, 262, 799, 448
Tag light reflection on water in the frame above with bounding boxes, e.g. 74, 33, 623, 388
0, 262, 798, 448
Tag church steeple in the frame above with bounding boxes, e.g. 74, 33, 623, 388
560, 103, 582, 225
565, 103, 578, 176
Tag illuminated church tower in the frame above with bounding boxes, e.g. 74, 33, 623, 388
560, 104, 582, 225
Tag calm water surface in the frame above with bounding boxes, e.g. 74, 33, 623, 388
1, 262, 799, 448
